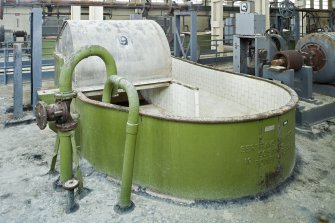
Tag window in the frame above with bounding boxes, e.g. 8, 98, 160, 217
191, 0, 203, 4
322, 0, 328, 9
270, 0, 295, 2
233, 1, 241, 6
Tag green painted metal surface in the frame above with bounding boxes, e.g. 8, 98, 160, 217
37, 45, 119, 186
58, 45, 117, 93
104, 75, 140, 209
59, 131, 74, 183
73, 95, 296, 200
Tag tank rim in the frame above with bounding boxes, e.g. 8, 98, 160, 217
76, 73, 298, 124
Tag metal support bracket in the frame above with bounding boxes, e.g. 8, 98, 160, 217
13, 43, 23, 119
173, 11, 198, 62
262, 65, 313, 99
3, 43, 8, 85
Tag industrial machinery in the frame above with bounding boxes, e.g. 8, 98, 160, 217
270, 0, 300, 45
13, 30, 27, 42
0, 25, 15, 43
296, 32, 335, 84
263, 50, 313, 99
262, 32, 335, 126
36, 20, 298, 213
264, 32, 335, 97
233, 1, 287, 76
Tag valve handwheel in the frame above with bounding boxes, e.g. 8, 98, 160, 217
279, 0, 296, 18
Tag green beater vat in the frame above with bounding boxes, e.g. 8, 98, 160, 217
38, 20, 298, 203
71, 59, 297, 200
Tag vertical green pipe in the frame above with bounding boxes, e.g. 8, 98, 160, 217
104, 76, 139, 211
59, 131, 73, 183
56, 45, 140, 211
118, 126, 138, 208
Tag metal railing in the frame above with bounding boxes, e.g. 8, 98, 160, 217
0, 40, 55, 85
171, 34, 234, 64
199, 38, 233, 64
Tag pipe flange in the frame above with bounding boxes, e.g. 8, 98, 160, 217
56, 121, 78, 132
35, 101, 48, 130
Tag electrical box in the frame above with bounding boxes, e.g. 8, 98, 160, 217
240, 1, 255, 13
236, 13, 265, 35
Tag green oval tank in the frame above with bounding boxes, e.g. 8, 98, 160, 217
70, 58, 298, 201
47, 20, 298, 201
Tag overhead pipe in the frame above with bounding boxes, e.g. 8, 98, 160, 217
103, 75, 140, 214
4, 0, 192, 9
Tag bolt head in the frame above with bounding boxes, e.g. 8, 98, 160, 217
63, 179, 79, 190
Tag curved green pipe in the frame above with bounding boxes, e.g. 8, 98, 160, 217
58, 45, 139, 211
104, 75, 140, 211
58, 45, 117, 94
57, 45, 118, 184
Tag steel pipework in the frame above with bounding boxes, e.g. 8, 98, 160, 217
55, 45, 118, 183
58, 45, 117, 94
103, 75, 140, 213
59, 131, 74, 183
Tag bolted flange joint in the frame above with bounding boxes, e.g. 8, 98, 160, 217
35, 99, 77, 132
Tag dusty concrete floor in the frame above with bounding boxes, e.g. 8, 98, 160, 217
0, 83, 335, 223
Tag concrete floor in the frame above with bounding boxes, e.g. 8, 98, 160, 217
0, 82, 335, 223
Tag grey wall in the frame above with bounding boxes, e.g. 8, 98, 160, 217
0, 7, 31, 34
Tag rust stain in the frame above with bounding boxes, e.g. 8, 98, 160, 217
260, 166, 282, 189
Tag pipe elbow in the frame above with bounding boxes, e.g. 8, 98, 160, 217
59, 45, 117, 93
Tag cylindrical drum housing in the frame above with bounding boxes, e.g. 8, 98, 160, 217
296, 32, 335, 83
55, 20, 172, 88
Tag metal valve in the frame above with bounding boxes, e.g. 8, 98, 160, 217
278, 0, 296, 18
35, 101, 70, 130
